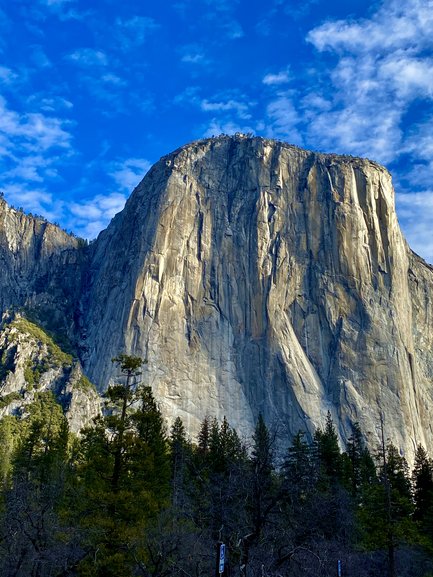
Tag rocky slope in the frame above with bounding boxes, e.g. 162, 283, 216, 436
1, 135, 433, 457
0, 315, 100, 433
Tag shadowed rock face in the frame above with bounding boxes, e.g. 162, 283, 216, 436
0, 197, 87, 340
1, 136, 433, 457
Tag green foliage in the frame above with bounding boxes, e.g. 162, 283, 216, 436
0, 372, 431, 577
22, 306, 77, 357
314, 410, 343, 486
73, 356, 170, 576
111, 353, 145, 375
412, 445, 433, 549
23, 359, 35, 386
0, 398, 75, 576
283, 429, 318, 499
0, 347, 15, 381
76, 374, 96, 392
170, 416, 193, 510
0, 392, 21, 409
10, 318, 73, 367
344, 421, 376, 497
0, 416, 20, 482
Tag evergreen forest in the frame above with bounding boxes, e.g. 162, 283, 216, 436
0, 354, 432, 577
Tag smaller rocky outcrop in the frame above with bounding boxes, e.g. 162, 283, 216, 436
0, 197, 89, 352
0, 314, 100, 434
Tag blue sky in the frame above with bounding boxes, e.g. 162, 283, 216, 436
1, 0, 433, 262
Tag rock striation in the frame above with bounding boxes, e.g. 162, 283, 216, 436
1, 135, 433, 458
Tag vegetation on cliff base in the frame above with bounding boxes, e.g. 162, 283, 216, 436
0, 356, 431, 576
9, 317, 73, 366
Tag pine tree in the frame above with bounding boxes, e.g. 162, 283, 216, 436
344, 421, 376, 498
283, 430, 317, 500
412, 444, 433, 546
314, 411, 343, 486
197, 416, 210, 455
0, 393, 76, 576
358, 419, 416, 577
249, 414, 275, 536
170, 416, 191, 509
75, 355, 170, 577
0, 416, 20, 485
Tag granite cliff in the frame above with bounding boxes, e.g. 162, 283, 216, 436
1, 135, 433, 458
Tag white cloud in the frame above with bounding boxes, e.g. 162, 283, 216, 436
262, 69, 291, 86
265, 94, 303, 145
115, 16, 160, 51
68, 192, 128, 238
0, 95, 71, 153
0, 96, 73, 225
3, 155, 60, 183
223, 20, 244, 39
67, 48, 108, 67
307, 0, 433, 54
2, 184, 63, 223
41, 0, 75, 5
401, 121, 433, 161
203, 119, 255, 138
29, 95, 74, 113
174, 86, 200, 105
201, 98, 253, 119
306, 102, 402, 163
101, 73, 126, 86
109, 158, 151, 192
176, 88, 255, 129
396, 191, 433, 263
378, 53, 433, 100
182, 52, 206, 64
180, 44, 210, 65
259, 0, 433, 166
0, 66, 18, 84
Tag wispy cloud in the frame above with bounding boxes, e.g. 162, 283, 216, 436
27, 94, 74, 113
307, 0, 433, 54
397, 191, 433, 263
2, 183, 63, 223
203, 119, 255, 138
265, 93, 303, 145
201, 98, 254, 120
175, 0, 243, 41
40, 0, 75, 6
261, 0, 433, 166
0, 96, 73, 225
0, 95, 71, 152
0, 66, 18, 84
3, 155, 60, 183
180, 45, 210, 65
109, 157, 151, 191
67, 48, 108, 67
68, 192, 127, 238
222, 20, 244, 39
30, 45, 52, 68
177, 88, 256, 127
262, 68, 291, 86
115, 16, 160, 51
59, 157, 151, 239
